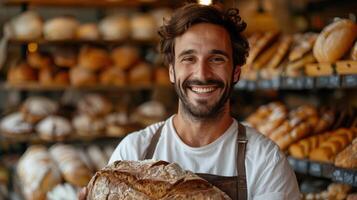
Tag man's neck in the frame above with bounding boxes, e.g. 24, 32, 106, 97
172, 106, 233, 147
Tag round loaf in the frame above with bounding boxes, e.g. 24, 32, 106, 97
9, 11, 43, 40
313, 19, 357, 63
86, 160, 231, 200
99, 15, 130, 40
69, 67, 97, 87
78, 46, 112, 71
36, 115, 72, 142
7, 63, 37, 85
76, 23, 100, 40
20, 96, 59, 124
44, 16, 79, 40
0, 112, 32, 138
77, 94, 113, 117
111, 46, 140, 70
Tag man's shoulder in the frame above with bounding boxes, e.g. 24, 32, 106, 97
244, 125, 283, 163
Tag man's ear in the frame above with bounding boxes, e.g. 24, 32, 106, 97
169, 64, 175, 83
233, 66, 241, 83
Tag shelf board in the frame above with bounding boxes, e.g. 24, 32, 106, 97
3, 0, 177, 8
9, 38, 158, 46
0, 83, 173, 91
288, 156, 357, 187
235, 74, 357, 90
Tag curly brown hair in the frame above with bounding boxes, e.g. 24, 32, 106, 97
158, 3, 249, 68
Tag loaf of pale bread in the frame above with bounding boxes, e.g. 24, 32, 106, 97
86, 160, 231, 200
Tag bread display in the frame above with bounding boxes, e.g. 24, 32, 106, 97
9, 11, 43, 40
86, 160, 231, 200
76, 23, 100, 40
335, 137, 357, 169
303, 183, 352, 200
17, 145, 62, 200
49, 144, 93, 187
313, 19, 357, 63
99, 15, 131, 40
78, 46, 112, 71
20, 96, 59, 124
0, 112, 33, 139
36, 116, 72, 142
43, 16, 79, 40
7, 63, 37, 85
289, 33, 318, 62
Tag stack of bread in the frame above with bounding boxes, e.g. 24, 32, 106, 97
241, 18, 357, 80
9, 9, 172, 41
86, 160, 231, 200
302, 183, 352, 200
289, 128, 356, 164
17, 144, 116, 200
246, 102, 340, 151
7, 45, 170, 88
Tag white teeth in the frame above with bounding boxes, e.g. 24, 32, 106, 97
191, 87, 215, 93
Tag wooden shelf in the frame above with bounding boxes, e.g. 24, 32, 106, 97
288, 157, 357, 187
0, 83, 173, 92
3, 0, 178, 8
9, 38, 159, 46
235, 75, 357, 90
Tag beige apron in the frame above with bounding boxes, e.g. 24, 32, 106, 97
144, 122, 248, 200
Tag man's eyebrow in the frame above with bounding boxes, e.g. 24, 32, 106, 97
177, 49, 196, 58
210, 49, 229, 58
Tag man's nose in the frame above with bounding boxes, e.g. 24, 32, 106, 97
194, 59, 213, 80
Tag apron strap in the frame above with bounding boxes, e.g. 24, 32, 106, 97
144, 124, 164, 159
237, 123, 248, 200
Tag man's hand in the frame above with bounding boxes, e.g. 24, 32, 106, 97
78, 187, 87, 200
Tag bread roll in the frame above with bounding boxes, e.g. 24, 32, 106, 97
39, 67, 69, 86
72, 114, 105, 137
27, 52, 52, 69
77, 94, 113, 117
111, 46, 140, 70
76, 23, 100, 40
0, 112, 32, 139
52, 47, 77, 68
49, 144, 93, 187
44, 16, 79, 40
99, 67, 126, 87
20, 96, 59, 124
86, 160, 231, 200
99, 15, 130, 40
78, 46, 111, 71
69, 67, 97, 87
129, 62, 152, 85
9, 11, 43, 40
17, 145, 62, 200
7, 63, 37, 85
313, 19, 357, 63
36, 116, 72, 142
289, 33, 318, 62
130, 13, 157, 40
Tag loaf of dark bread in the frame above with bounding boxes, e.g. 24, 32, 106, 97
86, 160, 231, 200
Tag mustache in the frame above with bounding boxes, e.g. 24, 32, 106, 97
182, 79, 225, 88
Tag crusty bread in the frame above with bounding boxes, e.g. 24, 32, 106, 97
313, 19, 357, 63
17, 145, 62, 200
86, 160, 231, 200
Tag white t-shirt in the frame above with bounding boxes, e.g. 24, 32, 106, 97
109, 116, 301, 200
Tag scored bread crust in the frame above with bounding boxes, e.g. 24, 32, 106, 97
86, 160, 231, 200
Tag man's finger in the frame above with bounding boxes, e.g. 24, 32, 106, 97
78, 187, 87, 200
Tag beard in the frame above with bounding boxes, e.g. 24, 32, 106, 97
174, 76, 233, 120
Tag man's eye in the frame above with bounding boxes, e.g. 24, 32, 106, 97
181, 57, 195, 63
210, 57, 226, 63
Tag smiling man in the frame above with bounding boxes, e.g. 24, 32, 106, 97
80, 3, 301, 200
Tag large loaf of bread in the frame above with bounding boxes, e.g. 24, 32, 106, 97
17, 145, 62, 200
49, 144, 93, 187
86, 160, 231, 200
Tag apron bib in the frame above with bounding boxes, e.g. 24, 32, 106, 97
144, 122, 248, 200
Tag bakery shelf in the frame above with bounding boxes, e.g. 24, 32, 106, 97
8, 38, 158, 46
0, 83, 173, 92
235, 75, 357, 90
3, 0, 178, 8
288, 156, 357, 187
